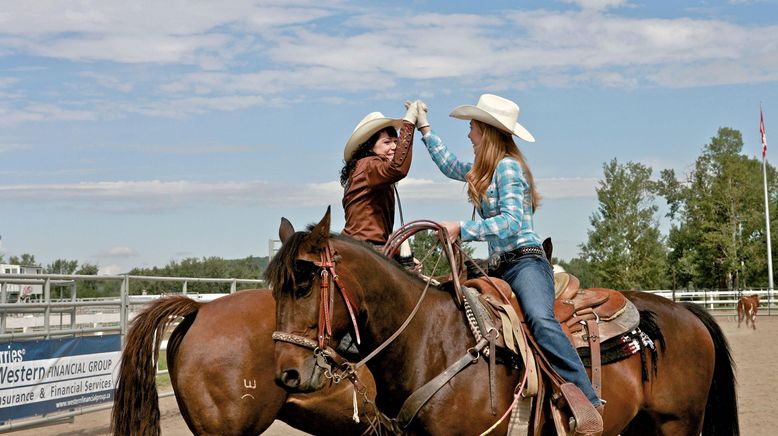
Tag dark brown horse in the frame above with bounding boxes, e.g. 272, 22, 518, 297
111, 288, 375, 436
737, 294, 760, 330
268, 210, 738, 435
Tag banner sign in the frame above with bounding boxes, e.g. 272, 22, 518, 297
0, 335, 121, 422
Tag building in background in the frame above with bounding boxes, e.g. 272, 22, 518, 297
0, 263, 44, 302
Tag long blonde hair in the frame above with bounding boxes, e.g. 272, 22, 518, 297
466, 120, 541, 211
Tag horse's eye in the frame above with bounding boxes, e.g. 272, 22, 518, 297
294, 284, 313, 299
291, 264, 317, 299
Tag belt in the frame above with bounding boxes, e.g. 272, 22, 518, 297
490, 245, 545, 269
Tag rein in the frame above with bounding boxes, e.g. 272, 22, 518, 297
314, 243, 361, 349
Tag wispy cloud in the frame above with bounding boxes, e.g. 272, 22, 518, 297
0, 142, 28, 153
97, 264, 124, 275
0, 2, 775, 124
0, 77, 18, 88
0, 1, 341, 66
0, 102, 97, 125
151, 144, 259, 155
561, 0, 629, 11
0, 177, 597, 213
79, 71, 134, 93
98, 246, 138, 258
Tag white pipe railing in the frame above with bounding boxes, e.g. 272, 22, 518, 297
0, 273, 264, 433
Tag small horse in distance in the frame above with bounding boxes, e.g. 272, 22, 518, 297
269, 209, 739, 435
737, 294, 760, 330
111, 289, 375, 436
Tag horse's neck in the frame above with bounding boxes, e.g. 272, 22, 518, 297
358, 264, 475, 409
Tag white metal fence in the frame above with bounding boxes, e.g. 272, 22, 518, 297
643, 288, 777, 315
0, 273, 264, 433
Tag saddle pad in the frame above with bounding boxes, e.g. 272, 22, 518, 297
569, 299, 640, 349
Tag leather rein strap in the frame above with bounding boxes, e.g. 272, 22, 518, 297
313, 243, 361, 349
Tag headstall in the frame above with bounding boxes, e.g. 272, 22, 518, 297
272, 241, 361, 359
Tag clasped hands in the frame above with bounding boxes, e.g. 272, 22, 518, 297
403, 99, 429, 130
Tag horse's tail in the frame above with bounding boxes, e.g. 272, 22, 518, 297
111, 296, 202, 436
681, 303, 739, 436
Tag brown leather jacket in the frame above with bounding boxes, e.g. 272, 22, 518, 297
342, 121, 414, 244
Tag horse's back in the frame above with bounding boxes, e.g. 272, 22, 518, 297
623, 291, 716, 393
171, 289, 285, 435
171, 289, 373, 436
615, 291, 717, 435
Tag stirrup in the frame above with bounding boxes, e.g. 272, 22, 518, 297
560, 383, 603, 436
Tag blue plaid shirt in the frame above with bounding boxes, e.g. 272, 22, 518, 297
422, 130, 541, 256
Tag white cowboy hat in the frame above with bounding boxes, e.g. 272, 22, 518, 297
449, 94, 535, 142
344, 112, 403, 163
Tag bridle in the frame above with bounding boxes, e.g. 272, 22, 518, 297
272, 241, 361, 355
271, 233, 437, 377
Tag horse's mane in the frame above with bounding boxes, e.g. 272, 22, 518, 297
264, 228, 398, 293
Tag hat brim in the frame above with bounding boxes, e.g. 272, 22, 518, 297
449, 105, 535, 143
344, 118, 404, 162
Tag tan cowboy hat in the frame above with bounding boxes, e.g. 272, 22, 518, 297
449, 94, 535, 142
344, 112, 404, 163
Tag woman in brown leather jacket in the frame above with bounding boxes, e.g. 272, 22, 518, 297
340, 102, 420, 246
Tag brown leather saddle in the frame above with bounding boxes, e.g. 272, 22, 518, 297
460, 274, 640, 435
462, 273, 640, 399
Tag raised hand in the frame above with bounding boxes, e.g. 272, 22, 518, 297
403, 100, 418, 125
416, 99, 429, 129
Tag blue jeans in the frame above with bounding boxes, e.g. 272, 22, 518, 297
501, 253, 602, 407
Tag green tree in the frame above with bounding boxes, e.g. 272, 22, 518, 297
128, 256, 267, 294
74, 262, 101, 297
558, 257, 595, 289
9, 253, 37, 266
46, 259, 79, 274
580, 158, 668, 290
659, 127, 773, 289
76, 263, 99, 275
408, 230, 475, 277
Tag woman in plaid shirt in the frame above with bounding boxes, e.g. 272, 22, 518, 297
415, 94, 604, 416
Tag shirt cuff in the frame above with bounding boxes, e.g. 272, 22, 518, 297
460, 220, 478, 241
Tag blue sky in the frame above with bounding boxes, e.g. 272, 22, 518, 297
1, 0, 777, 274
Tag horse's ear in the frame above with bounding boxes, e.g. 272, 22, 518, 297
279, 217, 295, 243
308, 206, 332, 247
542, 237, 553, 263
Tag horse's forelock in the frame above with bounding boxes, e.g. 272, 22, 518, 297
265, 231, 309, 291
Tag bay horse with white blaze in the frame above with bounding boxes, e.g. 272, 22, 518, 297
111, 289, 375, 436
269, 209, 739, 435
737, 294, 759, 330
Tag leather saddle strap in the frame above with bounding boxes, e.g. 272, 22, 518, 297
585, 319, 602, 398
462, 287, 498, 415
500, 304, 538, 396
488, 329, 497, 416
522, 323, 566, 388
396, 338, 488, 430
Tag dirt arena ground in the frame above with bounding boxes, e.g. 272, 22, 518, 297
10, 314, 776, 435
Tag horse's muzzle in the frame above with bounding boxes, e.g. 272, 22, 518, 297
277, 367, 302, 390
274, 358, 324, 393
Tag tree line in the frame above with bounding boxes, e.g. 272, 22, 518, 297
0, 252, 267, 296
560, 127, 775, 291
127, 256, 267, 294
0, 253, 99, 275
